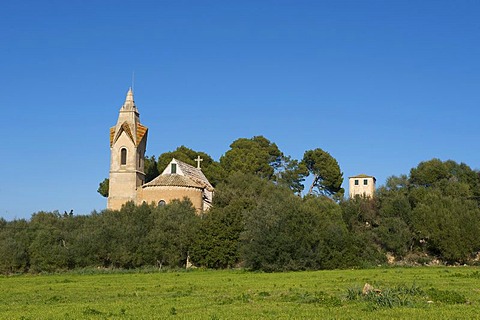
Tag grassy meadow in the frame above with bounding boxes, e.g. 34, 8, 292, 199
1, 267, 479, 319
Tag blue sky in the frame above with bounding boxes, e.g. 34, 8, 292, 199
1, 1, 479, 220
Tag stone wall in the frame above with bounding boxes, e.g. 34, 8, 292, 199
137, 186, 204, 213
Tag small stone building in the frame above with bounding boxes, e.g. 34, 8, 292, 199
138, 158, 213, 212
107, 89, 213, 212
349, 174, 376, 198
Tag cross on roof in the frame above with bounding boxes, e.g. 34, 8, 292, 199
195, 155, 203, 169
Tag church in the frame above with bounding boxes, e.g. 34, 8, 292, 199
107, 89, 214, 212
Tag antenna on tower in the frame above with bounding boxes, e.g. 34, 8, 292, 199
131, 71, 135, 93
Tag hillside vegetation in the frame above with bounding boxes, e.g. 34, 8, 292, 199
1, 137, 480, 273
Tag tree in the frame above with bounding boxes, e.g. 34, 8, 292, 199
68, 213, 104, 268
375, 176, 414, 257
409, 159, 480, 206
219, 136, 282, 180
411, 190, 480, 263
144, 155, 159, 182
299, 196, 359, 269
409, 158, 451, 188
148, 199, 200, 268
97, 178, 109, 198
28, 211, 72, 272
191, 173, 271, 268
240, 186, 358, 271
339, 197, 388, 265
273, 156, 308, 194
191, 206, 243, 268
376, 217, 412, 257
240, 184, 304, 271
101, 202, 156, 268
383, 174, 409, 192
410, 159, 480, 194
0, 219, 30, 274
302, 148, 344, 200
219, 136, 306, 192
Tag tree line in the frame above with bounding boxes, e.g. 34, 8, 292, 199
1, 137, 479, 273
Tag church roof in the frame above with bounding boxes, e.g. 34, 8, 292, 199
144, 158, 214, 191
142, 174, 204, 189
175, 159, 214, 191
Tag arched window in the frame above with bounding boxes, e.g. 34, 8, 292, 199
120, 148, 127, 165
158, 200, 166, 206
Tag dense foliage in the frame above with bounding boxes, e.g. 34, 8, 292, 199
2, 138, 480, 274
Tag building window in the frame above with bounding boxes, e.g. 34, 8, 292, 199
364, 179, 368, 185
354, 179, 359, 186
171, 163, 177, 174
120, 148, 127, 165
158, 200, 166, 206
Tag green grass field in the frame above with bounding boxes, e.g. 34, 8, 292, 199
1, 267, 479, 319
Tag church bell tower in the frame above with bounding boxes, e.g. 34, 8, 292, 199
107, 88, 148, 210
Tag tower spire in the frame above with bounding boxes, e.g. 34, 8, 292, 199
121, 87, 137, 111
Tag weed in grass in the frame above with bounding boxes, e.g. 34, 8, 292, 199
448, 271, 480, 279
364, 289, 411, 308
426, 288, 467, 304
395, 283, 423, 296
216, 295, 234, 305
56, 278, 73, 283
346, 287, 362, 301
168, 286, 194, 298
283, 290, 342, 306
45, 295, 65, 303
350, 283, 426, 309
83, 307, 103, 315
258, 291, 270, 297
238, 292, 252, 303
169, 307, 177, 315
353, 283, 467, 309
210, 314, 219, 320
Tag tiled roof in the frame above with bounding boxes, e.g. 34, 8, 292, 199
111, 122, 135, 145
143, 174, 204, 189
109, 127, 115, 147
175, 159, 214, 191
110, 122, 148, 147
136, 123, 148, 146
349, 174, 376, 180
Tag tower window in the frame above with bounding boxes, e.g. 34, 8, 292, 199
364, 179, 368, 185
171, 163, 177, 174
120, 148, 127, 165
354, 179, 359, 186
